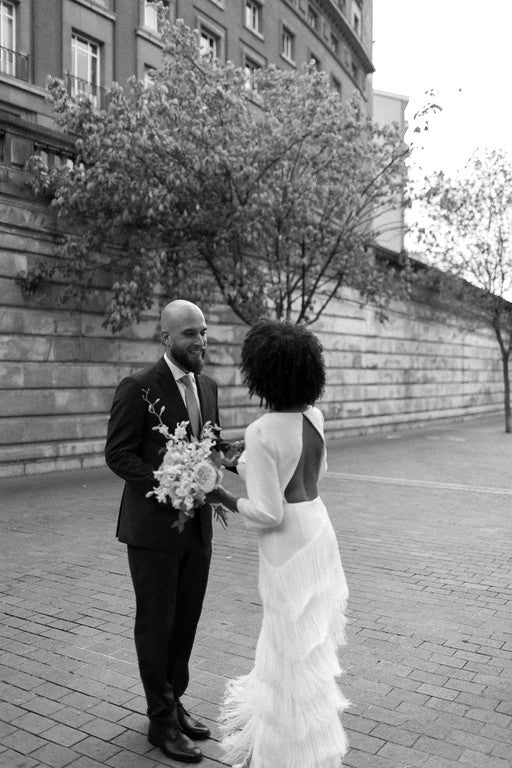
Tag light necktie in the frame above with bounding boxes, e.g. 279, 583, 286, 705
180, 374, 201, 438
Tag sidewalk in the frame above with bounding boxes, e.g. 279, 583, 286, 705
1, 413, 512, 768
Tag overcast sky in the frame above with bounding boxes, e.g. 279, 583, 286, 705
372, 0, 512, 178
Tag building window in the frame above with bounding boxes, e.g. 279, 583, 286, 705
143, 64, 156, 86
330, 32, 339, 57
309, 52, 320, 70
352, 1, 361, 37
70, 34, 100, 106
307, 5, 319, 32
0, 0, 15, 77
331, 75, 342, 96
199, 26, 220, 59
281, 26, 295, 61
143, 0, 159, 31
245, 1, 262, 35
244, 56, 261, 89
351, 59, 360, 86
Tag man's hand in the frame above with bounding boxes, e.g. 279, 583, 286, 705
221, 441, 245, 469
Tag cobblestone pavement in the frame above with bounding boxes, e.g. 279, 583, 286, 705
1, 414, 512, 768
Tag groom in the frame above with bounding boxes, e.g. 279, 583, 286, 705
105, 299, 237, 764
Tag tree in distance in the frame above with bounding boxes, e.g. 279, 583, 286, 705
413, 147, 512, 432
26, 19, 410, 332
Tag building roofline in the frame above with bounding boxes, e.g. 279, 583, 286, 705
373, 88, 409, 103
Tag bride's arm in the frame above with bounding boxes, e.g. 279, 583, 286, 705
207, 423, 284, 530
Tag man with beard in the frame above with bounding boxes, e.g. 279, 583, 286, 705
105, 299, 239, 764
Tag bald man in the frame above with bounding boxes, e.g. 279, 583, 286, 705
105, 300, 237, 763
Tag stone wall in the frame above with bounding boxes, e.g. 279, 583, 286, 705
0, 181, 503, 477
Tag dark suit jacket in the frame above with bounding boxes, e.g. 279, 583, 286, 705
105, 356, 226, 550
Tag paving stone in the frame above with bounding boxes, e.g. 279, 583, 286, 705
459, 749, 511, 768
0, 748, 41, 767
41, 723, 87, 748
0, 728, 47, 754
74, 734, 123, 761
414, 734, 463, 760
418, 684, 460, 701
26, 741, 79, 768
84, 701, 128, 723
0, 703, 26, 722
78, 717, 126, 741
106, 748, 182, 767
11, 711, 56, 735
377, 742, 430, 765
370, 722, 420, 746
65, 757, 111, 768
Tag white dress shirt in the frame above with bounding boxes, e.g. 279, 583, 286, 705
163, 353, 203, 422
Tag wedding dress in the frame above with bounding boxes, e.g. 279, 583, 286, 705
220, 407, 349, 768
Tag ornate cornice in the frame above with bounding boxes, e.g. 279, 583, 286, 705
319, 0, 374, 72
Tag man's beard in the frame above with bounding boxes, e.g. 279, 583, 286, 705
171, 344, 205, 375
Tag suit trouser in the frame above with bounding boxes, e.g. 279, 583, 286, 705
127, 522, 212, 726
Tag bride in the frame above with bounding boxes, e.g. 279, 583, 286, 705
208, 319, 349, 768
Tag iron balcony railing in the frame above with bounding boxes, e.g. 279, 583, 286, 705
0, 45, 29, 81
65, 73, 107, 109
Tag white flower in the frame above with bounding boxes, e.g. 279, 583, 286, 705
193, 460, 218, 493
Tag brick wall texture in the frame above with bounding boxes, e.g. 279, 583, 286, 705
0, 188, 503, 477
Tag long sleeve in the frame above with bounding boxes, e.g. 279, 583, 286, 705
236, 424, 284, 530
105, 376, 155, 495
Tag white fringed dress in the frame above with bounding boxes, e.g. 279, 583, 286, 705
220, 407, 349, 768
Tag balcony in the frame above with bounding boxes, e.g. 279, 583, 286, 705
0, 45, 29, 82
65, 74, 107, 109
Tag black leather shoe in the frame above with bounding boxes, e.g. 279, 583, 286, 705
176, 699, 211, 740
148, 722, 203, 763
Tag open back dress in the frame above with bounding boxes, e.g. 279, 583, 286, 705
220, 406, 349, 768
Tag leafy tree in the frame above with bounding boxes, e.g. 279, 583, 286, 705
414, 148, 512, 432
27, 19, 409, 331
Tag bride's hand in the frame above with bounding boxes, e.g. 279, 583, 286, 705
221, 441, 245, 468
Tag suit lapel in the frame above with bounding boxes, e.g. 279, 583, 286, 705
196, 375, 215, 429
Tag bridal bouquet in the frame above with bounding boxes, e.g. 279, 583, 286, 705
142, 389, 225, 532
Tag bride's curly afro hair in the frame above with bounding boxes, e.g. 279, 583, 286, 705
240, 319, 326, 411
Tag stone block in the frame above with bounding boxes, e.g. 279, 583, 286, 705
8, 135, 34, 168
0, 362, 23, 387
0, 388, 112, 418
24, 457, 82, 474
1, 413, 107, 445
0, 307, 57, 335
0, 251, 30, 279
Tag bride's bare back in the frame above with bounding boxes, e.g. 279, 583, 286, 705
284, 415, 324, 504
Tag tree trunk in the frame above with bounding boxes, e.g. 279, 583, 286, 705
493, 322, 511, 433
502, 351, 511, 433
